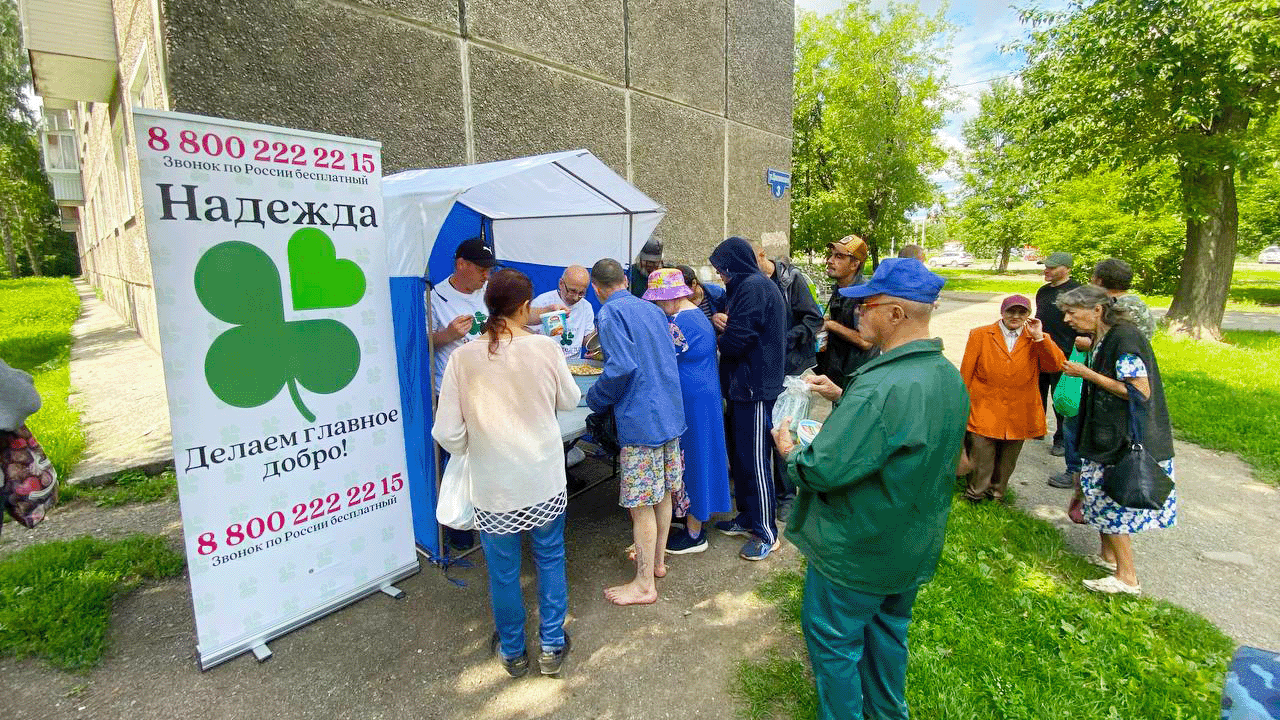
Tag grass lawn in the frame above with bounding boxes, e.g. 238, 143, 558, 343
0, 535, 184, 671
1154, 330, 1280, 485
736, 496, 1233, 719
58, 468, 178, 507
0, 278, 84, 478
934, 263, 1280, 313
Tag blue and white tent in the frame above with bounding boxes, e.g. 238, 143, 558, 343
382, 150, 665, 561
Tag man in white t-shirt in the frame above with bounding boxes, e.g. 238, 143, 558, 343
530, 265, 595, 360
429, 237, 498, 393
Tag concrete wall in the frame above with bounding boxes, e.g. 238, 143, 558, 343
161, 0, 794, 268
77, 0, 794, 347
76, 0, 169, 349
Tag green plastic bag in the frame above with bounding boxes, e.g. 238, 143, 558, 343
1053, 348, 1087, 417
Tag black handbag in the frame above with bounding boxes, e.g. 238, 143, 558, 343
1102, 383, 1174, 510
584, 409, 620, 457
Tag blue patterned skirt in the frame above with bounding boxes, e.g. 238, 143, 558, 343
1080, 458, 1177, 534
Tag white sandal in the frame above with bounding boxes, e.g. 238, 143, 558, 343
1083, 575, 1141, 595
1085, 554, 1117, 573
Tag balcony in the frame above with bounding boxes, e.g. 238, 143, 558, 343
19, 0, 118, 103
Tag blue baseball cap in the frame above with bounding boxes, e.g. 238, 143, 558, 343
838, 258, 946, 304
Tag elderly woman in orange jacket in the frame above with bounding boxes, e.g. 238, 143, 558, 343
961, 295, 1066, 502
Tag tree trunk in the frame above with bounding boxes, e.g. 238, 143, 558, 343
0, 208, 19, 279
20, 228, 42, 276
998, 245, 1011, 272
1165, 161, 1238, 340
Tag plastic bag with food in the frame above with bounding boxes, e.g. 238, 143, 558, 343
771, 375, 812, 435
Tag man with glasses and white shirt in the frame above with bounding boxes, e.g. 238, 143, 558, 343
817, 234, 879, 387
530, 265, 594, 360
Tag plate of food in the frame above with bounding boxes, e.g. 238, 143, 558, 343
568, 363, 603, 376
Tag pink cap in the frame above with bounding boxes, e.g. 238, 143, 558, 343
1001, 294, 1032, 312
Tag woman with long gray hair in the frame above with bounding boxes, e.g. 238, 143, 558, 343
1058, 284, 1176, 595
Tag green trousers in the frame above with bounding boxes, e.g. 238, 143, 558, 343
801, 566, 918, 720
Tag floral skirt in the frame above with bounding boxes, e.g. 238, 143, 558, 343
1080, 458, 1177, 534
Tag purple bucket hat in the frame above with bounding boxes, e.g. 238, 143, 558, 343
642, 268, 693, 301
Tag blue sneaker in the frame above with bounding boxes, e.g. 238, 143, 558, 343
666, 527, 709, 554
714, 519, 752, 538
739, 537, 778, 561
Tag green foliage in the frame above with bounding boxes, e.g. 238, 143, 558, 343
0, 535, 184, 671
58, 469, 178, 507
957, 80, 1038, 268
0, 277, 83, 477
1016, 0, 1280, 332
792, 1, 953, 259
0, 0, 78, 280
736, 496, 1233, 719
1154, 329, 1280, 485
1025, 170, 1186, 295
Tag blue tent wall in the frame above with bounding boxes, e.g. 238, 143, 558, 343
428, 203, 487, 286
388, 275, 439, 559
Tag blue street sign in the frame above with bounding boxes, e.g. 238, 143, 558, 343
766, 169, 791, 198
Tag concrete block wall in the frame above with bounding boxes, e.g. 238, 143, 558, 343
161, 0, 795, 270
75, 0, 169, 349
79, 0, 793, 347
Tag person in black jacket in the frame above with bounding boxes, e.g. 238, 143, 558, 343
751, 240, 824, 374
708, 236, 788, 561
1059, 284, 1176, 596
751, 240, 823, 513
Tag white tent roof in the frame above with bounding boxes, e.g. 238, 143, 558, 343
383, 150, 665, 277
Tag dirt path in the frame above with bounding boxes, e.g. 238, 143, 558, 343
0, 459, 802, 720
932, 294, 1280, 650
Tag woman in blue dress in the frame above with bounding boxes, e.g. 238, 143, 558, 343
1059, 284, 1176, 596
643, 268, 731, 553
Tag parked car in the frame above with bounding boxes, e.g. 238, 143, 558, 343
930, 251, 973, 268
1259, 245, 1280, 264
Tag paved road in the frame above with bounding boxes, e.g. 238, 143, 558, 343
1150, 306, 1280, 332
933, 294, 1280, 650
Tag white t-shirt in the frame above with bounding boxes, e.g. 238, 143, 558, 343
428, 277, 488, 392
532, 289, 596, 360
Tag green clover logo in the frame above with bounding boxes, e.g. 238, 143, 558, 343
561, 329, 575, 347
194, 229, 364, 422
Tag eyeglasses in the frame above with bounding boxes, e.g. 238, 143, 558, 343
856, 300, 907, 319
826, 251, 855, 261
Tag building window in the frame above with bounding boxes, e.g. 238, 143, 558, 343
43, 132, 78, 171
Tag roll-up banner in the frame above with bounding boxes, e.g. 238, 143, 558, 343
132, 109, 418, 670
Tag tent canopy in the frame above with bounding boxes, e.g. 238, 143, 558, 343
381, 150, 664, 561
383, 149, 665, 279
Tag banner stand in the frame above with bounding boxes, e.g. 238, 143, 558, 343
199, 564, 418, 670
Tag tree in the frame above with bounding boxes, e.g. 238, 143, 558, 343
791, 1, 953, 264
1018, 0, 1280, 339
0, 0, 75, 279
957, 79, 1037, 272
1024, 168, 1186, 295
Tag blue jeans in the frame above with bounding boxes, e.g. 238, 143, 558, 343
478, 512, 569, 659
1063, 413, 1081, 474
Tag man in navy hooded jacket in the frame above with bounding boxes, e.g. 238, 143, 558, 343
709, 236, 789, 561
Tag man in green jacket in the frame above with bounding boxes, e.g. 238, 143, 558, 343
772, 258, 969, 720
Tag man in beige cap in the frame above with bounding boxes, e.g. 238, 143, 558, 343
816, 234, 878, 387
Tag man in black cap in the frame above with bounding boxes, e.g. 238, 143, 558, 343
429, 236, 497, 393
1035, 251, 1081, 457
629, 240, 664, 297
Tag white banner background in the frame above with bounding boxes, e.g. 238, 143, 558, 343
133, 109, 417, 669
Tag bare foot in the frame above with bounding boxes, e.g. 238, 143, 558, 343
654, 564, 667, 579
604, 580, 658, 606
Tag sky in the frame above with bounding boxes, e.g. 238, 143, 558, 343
794, 0, 1036, 202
